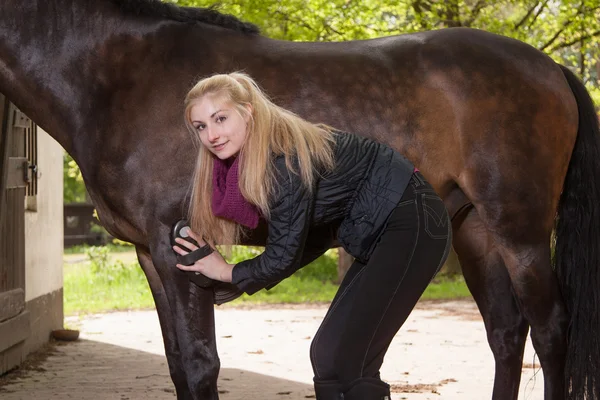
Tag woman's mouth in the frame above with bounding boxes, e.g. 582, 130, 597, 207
213, 142, 228, 151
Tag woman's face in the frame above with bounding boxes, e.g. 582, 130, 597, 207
189, 95, 251, 160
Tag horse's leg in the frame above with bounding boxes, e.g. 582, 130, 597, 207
496, 240, 567, 400
136, 247, 194, 400
145, 225, 220, 400
453, 208, 529, 400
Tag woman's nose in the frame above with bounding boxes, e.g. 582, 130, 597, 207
206, 128, 219, 142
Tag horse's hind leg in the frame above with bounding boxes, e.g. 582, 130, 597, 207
453, 209, 529, 400
496, 239, 568, 400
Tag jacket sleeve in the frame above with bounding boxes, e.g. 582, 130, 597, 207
231, 158, 315, 295
264, 224, 337, 291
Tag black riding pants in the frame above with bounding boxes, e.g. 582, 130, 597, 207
310, 172, 452, 391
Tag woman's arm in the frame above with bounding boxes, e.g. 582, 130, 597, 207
231, 160, 315, 294
172, 231, 234, 282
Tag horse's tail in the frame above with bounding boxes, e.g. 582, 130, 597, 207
556, 64, 600, 399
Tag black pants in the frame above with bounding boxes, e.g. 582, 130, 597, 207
310, 172, 452, 396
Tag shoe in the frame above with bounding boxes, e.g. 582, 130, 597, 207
342, 377, 391, 400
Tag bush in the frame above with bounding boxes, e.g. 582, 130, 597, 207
85, 246, 142, 285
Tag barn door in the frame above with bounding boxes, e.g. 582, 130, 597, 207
0, 94, 31, 374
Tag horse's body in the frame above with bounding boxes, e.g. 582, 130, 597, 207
1, 1, 599, 399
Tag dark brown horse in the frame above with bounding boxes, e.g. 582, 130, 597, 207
1, 1, 599, 399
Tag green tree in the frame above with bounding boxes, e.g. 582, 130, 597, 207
63, 153, 86, 203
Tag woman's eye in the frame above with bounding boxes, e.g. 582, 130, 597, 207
216, 116, 227, 123
195, 124, 205, 131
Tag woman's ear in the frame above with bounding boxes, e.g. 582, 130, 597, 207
244, 103, 253, 123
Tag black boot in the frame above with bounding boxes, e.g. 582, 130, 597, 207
342, 377, 391, 400
313, 379, 342, 400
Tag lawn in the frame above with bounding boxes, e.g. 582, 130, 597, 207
63, 244, 472, 316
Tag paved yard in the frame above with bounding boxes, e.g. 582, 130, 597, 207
0, 300, 544, 399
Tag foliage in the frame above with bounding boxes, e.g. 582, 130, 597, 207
63, 153, 86, 203
86, 246, 111, 273
85, 246, 140, 284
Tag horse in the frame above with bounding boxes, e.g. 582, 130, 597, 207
1, 1, 599, 399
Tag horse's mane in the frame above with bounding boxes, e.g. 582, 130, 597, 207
111, 0, 260, 34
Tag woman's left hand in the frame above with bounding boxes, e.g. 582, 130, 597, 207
172, 229, 234, 283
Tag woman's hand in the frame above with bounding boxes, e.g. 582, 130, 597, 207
172, 229, 233, 283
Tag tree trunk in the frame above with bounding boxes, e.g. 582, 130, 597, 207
440, 246, 462, 276
337, 248, 354, 283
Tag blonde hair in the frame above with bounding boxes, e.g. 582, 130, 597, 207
184, 72, 336, 245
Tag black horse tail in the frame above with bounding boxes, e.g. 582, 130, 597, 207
556, 64, 600, 399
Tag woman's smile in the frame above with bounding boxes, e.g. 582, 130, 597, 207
213, 141, 228, 151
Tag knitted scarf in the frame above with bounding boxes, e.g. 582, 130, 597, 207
212, 156, 260, 229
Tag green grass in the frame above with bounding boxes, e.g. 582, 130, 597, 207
63, 246, 471, 315
226, 247, 340, 305
422, 275, 472, 299
64, 242, 135, 255
64, 247, 154, 315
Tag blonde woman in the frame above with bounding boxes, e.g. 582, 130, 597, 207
172, 72, 452, 400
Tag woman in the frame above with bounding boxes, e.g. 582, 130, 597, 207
172, 72, 452, 400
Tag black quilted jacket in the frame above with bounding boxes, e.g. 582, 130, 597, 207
231, 131, 414, 294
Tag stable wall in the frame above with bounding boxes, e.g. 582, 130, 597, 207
23, 128, 64, 355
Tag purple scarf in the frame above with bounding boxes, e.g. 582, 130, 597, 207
212, 156, 260, 229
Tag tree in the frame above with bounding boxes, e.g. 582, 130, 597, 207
63, 153, 87, 203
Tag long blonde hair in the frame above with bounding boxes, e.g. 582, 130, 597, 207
184, 72, 336, 245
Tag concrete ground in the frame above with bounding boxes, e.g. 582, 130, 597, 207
0, 300, 544, 399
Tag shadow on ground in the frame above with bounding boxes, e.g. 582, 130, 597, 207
0, 339, 315, 400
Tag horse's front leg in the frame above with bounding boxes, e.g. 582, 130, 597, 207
142, 225, 220, 399
135, 247, 196, 399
